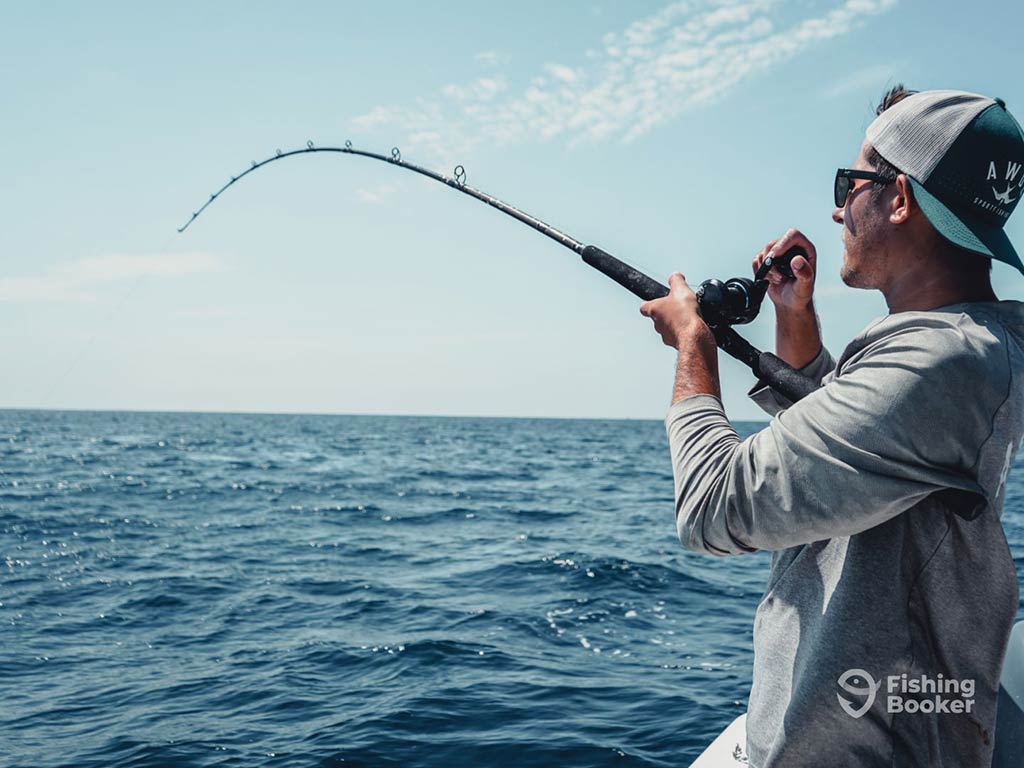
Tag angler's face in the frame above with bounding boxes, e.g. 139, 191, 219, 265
833, 140, 890, 289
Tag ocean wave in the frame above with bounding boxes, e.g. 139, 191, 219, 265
2, 410, 1020, 767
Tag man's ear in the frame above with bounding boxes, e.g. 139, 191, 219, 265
890, 174, 913, 224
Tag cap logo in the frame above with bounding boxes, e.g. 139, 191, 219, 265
988, 160, 1022, 206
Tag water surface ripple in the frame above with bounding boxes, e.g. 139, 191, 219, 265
2, 410, 1022, 766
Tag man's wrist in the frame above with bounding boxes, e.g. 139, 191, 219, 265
773, 300, 822, 369
671, 321, 720, 402
675, 319, 716, 351
775, 299, 816, 319
775, 300, 819, 340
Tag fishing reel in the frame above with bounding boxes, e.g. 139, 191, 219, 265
695, 246, 806, 328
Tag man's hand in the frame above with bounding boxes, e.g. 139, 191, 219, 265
753, 228, 823, 369
641, 272, 720, 403
639, 272, 712, 349
753, 228, 817, 311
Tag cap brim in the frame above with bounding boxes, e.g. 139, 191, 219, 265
908, 177, 1024, 274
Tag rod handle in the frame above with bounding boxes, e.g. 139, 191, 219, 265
755, 352, 821, 403
581, 245, 669, 301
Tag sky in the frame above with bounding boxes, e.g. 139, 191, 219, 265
2, 0, 1023, 420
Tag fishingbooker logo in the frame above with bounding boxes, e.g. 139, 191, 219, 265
837, 669, 976, 717
837, 669, 880, 718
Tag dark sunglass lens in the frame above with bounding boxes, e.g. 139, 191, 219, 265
835, 175, 850, 207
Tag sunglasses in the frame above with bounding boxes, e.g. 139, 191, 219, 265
834, 168, 895, 207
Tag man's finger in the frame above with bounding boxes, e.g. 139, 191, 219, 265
767, 230, 798, 259
771, 229, 816, 267
668, 272, 689, 290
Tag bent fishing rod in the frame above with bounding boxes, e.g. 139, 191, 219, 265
178, 141, 819, 403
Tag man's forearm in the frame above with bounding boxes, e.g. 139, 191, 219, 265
775, 303, 823, 369
672, 325, 721, 404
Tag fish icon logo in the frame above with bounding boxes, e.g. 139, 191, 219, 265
989, 160, 1023, 207
837, 669, 881, 719
993, 182, 1018, 206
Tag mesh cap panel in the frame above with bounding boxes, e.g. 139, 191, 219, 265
865, 90, 995, 181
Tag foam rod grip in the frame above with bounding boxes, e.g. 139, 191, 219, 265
757, 352, 821, 403
581, 245, 669, 301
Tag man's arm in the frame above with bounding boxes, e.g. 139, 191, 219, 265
640, 272, 721, 403
635, 252, 994, 557
666, 328, 996, 555
775, 303, 823, 369
753, 229, 823, 368
672, 334, 720, 403
749, 230, 834, 415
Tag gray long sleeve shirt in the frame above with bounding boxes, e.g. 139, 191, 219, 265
665, 300, 1024, 767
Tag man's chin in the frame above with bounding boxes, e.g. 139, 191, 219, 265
840, 262, 868, 288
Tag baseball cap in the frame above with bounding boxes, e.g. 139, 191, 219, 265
865, 90, 1024, 274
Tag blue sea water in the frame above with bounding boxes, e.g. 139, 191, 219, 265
2, 410, 1023, 767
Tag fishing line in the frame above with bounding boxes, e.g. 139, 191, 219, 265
178, 141, 819, 403
33, 231, 181, 409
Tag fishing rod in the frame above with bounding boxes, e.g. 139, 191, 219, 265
179, 141, 819, 403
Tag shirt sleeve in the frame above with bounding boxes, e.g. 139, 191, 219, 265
747, 345, 838, 417
665, 327, 996, 555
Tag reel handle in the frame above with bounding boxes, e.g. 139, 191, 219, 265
754, 245, 806, 281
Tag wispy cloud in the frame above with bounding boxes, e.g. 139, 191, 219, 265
350, 0, 897, 160
474, 50, 509, 67
0, 252, 223, 302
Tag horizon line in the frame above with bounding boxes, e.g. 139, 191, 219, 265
0, 405, 771, 424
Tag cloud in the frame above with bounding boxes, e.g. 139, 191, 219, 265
0, 252, 223, 302
474, 50, 508, 67
349, 0, 898, 160
441, 77, 508, 102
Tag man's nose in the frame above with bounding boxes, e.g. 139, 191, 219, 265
832, 206, 844, 225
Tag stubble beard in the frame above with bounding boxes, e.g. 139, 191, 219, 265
839, 190, 894, 289
840, 253, 864, 287
839, 222, 884, 290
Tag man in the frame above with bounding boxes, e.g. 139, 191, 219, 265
641, 87, 1024, 766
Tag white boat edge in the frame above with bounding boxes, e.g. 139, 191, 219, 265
689, 713, 747, 766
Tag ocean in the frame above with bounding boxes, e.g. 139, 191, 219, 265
3, 410, 1023, 767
